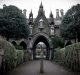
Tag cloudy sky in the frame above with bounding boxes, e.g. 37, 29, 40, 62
0, 0, 80, 18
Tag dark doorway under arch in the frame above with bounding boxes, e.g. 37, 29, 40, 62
20, 41, 27, 50
11, 41, 17, 46
32, 35, 50, 60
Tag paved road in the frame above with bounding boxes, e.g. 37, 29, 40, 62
6, 60, 80, 75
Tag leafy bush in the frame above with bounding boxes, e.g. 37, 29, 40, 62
0, 38, 16, 71
51, 36, 64, 60
0, 38, 31, 72
16, 50, 24, 65
53, 42, 80, 71
23, 51, 31, 62
15, 45, 24, 50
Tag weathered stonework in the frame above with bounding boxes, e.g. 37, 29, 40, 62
27, 3, 63, 60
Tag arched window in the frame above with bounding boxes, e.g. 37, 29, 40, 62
39, 19, 44, 29
51, 25, 54, 35
29, 25, 33, 34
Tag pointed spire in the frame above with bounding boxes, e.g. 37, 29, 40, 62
38, 2, 45, 15
31, 9, 33, 15
40, 2, 43, 8
29, 9, 33, 17
50, 11, 53, 18
29, 10, 33, 25
49, 11, 54, 25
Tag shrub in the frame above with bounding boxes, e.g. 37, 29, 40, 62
15, 45, 24, 50
0, 38, 16, 71
0, 38, 31, 72
16, 50, 24, 65
23, 51, 31, 62
53, 42, 80, 71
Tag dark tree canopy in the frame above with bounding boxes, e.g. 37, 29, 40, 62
60, 4, 80, 42
51, 36, 64, 48
0, 5, 30, 40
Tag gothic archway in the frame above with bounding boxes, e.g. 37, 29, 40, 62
32, 35, 50, 60
20, 41, 27, 50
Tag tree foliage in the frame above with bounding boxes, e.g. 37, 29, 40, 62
51, 36, 64, 48
61, 4, 80, 42
0, 5, 30, 40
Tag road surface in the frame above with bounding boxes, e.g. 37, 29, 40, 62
5, 60, 80, 75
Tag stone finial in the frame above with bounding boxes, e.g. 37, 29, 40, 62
56, 9, 59, 19
3, 4, 6, 8
23, 9, 27, 16
60, 9, 64, 17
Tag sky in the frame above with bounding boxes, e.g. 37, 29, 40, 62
0, 0, 80, 18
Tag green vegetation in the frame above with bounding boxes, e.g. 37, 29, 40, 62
53, 42, 80, 71
23, 51, 31, 62
61, 4, 80, 42
0, 38, 31, 72
51, 36, 64, 48
57, 4, 80, 71
51, 36, 64, 60
16, 50, 24, 65
15, 45, 24, 50
0, 5, 30, 40
0, 38, 16, 71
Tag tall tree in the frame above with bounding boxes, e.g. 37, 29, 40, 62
0, 5, 30, 40
60, 4, 80, 42
51, 36, 64, 48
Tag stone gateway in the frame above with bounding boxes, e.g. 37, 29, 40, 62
28, 2, 63, 60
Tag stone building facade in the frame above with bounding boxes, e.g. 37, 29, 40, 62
26, 2, 64, 59
28, 2, 63, 37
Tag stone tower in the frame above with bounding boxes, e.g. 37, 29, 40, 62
49, 11, 55, 36
32, 2, 49, 35
29, 10, 33, 35
56, 9, 60, 19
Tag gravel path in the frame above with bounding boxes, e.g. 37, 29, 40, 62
5, 60, 80, 75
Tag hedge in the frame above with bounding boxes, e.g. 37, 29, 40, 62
23, 50, 31, 62
16, 50, 24, 65
53, 42, 80, 71
0, 38, 16, 71
0, 38, 31, 72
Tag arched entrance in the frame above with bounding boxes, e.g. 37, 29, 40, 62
20, 41, 27, 50
11, 41, 17, 46
35, 42, 47, 59
32, 35, 51, 60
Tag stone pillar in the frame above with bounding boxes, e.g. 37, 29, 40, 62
56, 9, 59, 19
31, 50, 33, 60
49, 49, 52, 60
60, 9, 64, 17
